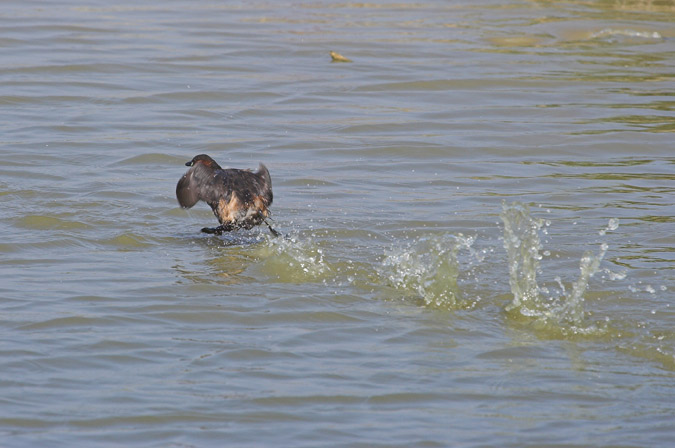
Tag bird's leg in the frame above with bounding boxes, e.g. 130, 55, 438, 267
264, 220, 280, 237
258, 212, 280, 237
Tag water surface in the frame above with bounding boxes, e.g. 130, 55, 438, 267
1, 1, 674, 446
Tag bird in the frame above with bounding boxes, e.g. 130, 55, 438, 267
176, 154, 279, 236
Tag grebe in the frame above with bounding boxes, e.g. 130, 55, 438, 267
176, 154, 278, 236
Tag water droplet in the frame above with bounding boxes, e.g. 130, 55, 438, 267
607, 218, 619, 231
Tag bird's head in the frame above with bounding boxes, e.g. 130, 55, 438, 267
185, 154, 220, 169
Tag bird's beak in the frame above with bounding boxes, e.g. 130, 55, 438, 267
185, 161, 193, 167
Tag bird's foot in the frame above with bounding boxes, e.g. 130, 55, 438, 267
256, 211, 280, 237
201, 225, 225, 235
264, 220, 280, 237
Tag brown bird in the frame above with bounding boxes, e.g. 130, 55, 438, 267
176, 154, 278, 236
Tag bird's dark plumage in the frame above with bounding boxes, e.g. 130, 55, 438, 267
176, 154, 277, 235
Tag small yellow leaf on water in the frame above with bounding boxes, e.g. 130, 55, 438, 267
330, 51, 352, 63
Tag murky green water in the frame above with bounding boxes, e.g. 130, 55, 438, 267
1, 0, 674, 446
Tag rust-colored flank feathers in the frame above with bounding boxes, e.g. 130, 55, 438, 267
176, 154, 278, 236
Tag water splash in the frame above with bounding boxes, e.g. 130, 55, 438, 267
599, 218, 619, 236
500, 202, 544, 316
552, 243, 608, 325
381, 233, 475, 308
500, 202, 611, 332
255, 232, 330, 283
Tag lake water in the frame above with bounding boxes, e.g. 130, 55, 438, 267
1, 0, 674, 446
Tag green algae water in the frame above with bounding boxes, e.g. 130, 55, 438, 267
1, 1, 674, 446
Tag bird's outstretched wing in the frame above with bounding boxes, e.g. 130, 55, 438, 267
176, 169, 201, 208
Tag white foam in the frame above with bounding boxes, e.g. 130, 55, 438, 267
590, 28, 662, 40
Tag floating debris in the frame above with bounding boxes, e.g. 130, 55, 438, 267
330, 50, 352, 63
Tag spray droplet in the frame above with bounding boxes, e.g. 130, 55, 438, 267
608, 218, 619, 231
600, 218, 620, 235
